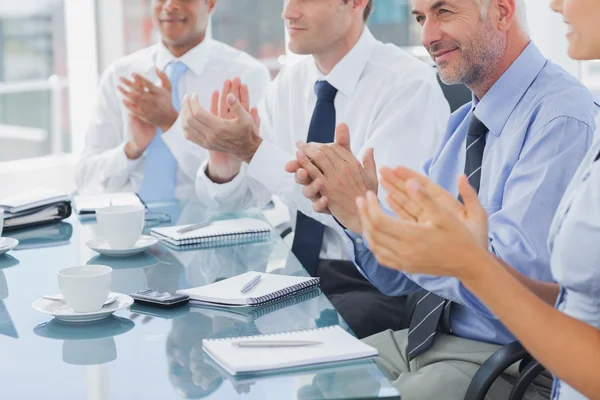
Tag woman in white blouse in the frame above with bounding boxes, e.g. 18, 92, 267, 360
354, 0, 600, 398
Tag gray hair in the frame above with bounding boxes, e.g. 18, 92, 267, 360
475, 0, 528, 32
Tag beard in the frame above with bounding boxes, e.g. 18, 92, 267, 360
431, 20, 505, 87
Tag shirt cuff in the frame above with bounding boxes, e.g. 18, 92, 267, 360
246, 139, 291, 194
115, 142, 142, 175
196, 159, 248, 201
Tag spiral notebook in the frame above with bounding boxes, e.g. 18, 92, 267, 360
150, 218, 271, 247
202, 325, 378, 376
177, 272, 320, 306
189, 288, 322, 322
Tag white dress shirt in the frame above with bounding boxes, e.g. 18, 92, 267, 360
195, 28, 450, 261
75, 38, 271, 199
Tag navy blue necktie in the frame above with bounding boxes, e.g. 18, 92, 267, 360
406, 111, 488, 361
291, 81, 338, 276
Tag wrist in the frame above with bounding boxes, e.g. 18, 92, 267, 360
125, 141, 143, 160
206, 156, 242, 184
159, 109, 179, 133
239, 136, 263, 164
458, 246, 496, 285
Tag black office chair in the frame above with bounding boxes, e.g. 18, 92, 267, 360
465, 341, 547, 400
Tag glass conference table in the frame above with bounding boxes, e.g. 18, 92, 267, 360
0, 200, 400, 400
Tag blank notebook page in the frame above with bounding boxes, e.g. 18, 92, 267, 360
202, 325, 378, 375
177, 272, 319, 306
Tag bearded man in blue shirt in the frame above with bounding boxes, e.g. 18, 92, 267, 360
286, 0, 599, 398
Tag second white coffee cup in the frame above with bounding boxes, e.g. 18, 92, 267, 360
58, 265, 112, 313
96, 204, 145, 249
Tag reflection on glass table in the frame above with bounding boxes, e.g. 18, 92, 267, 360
0, 256, 19, 339
0, 200, 400, 399
9, 221, 73, 250
33, 316, 135, 366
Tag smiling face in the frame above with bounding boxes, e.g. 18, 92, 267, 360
412, 0, 505, 86
152, 0, 215, 48
551, 0, 600, 60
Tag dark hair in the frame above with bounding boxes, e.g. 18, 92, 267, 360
364, 0, 374, 21
344, 0, 374, 22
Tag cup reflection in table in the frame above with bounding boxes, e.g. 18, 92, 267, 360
33, 316, 135, 366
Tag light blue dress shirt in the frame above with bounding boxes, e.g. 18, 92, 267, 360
347, 42, 599, 345
546, 117, 600, 400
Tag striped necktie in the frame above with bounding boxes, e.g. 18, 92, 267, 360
138, 61, 188, 202
406, 111, 488, 361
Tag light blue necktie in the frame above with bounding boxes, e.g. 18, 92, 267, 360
138, 61, 188, 202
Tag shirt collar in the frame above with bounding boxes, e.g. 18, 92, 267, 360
474, 41, 547, 137
308, 27, 377, 98
156, 38, 213, 76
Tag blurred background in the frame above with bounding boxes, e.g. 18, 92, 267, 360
0, 0, 596, 166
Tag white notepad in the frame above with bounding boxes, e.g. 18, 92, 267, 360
72, 193, 144, 216
177, 272, 320, 306
151, 218, 272, 247
202, 325, 378, 376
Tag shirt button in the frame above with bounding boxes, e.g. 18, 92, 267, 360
355, 238, 363, 245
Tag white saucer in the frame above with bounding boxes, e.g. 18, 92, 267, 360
0, 238, 19, 255
32, 292, 134, 323
86, 235, 158, 257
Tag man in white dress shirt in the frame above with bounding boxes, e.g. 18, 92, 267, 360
75, 0, 271, 201
180, 0, 450, 337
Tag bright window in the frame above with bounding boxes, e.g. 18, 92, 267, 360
0, 0, 70, 162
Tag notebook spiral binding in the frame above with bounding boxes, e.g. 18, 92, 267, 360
203, 324, 339, 343
248, 288, 321, 319
247, 277, 320, 306
177, 228, 270, 246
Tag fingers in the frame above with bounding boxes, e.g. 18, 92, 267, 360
250, 108, 260, 128
296, 149, 325, 182
380, 178, 422, 219
297, 142, 337, 176
119, 76, 143, 93
155, 68, 172, 91
334, 123, 352, 153
405, 179, 445, 224
362, 148, 378, 186
132, 73, 157, 92
210, 90, 219, 116
313, 195, 330, 214
295, 168, 312, 185
390, 166, 430, 186
240, 84, 250, 113
118, 84, 141, 103
226, 93, 253, 124
284, 159, 301, 174
302, 177, 323, 200
386, 194, 417, 222
458, 174, 486, 219
220, 79, 232, 118
231, 78, 241, 111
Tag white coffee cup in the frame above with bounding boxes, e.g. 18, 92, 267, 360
96, 205, 145, 249
58, 265, 112, 312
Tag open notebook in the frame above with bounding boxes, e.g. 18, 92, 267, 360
72, 193, 145, 218
151, 218, 272, 247
202, 325, 378, 376
177, 272, 320, 306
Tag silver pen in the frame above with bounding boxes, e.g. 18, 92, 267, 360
240, 274, 262, 293
176, 220, 212, 234
233, 340, 323, 348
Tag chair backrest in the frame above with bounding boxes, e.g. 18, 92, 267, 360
436, 74, 472, 112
